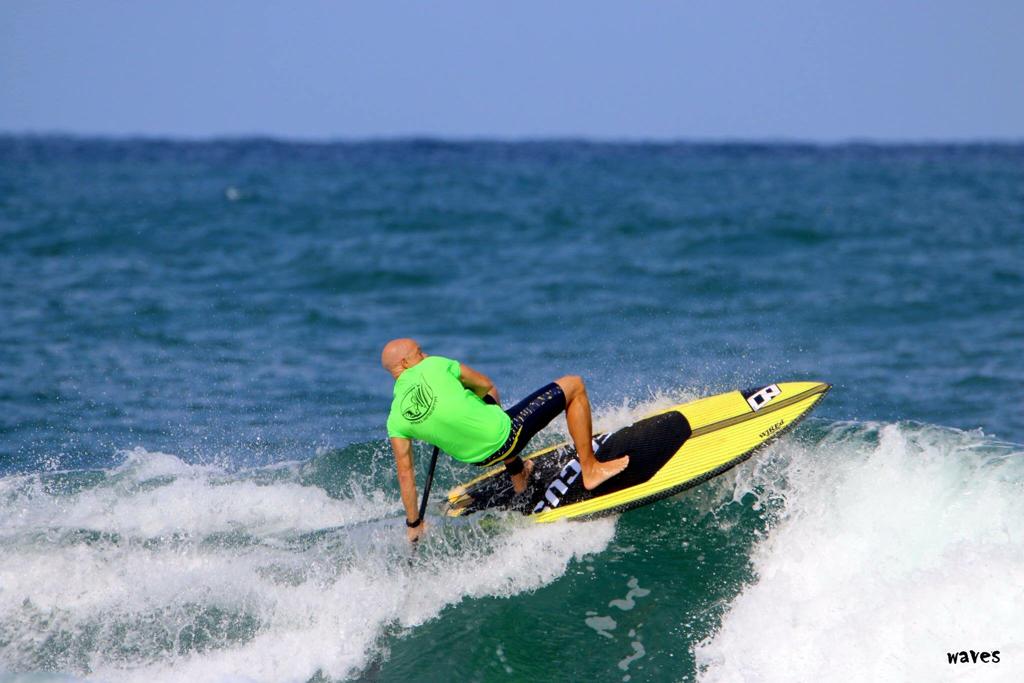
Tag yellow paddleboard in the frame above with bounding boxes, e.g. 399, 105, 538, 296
442, 381, 830, 522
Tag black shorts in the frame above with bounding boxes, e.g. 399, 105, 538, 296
476, 383, 567, 467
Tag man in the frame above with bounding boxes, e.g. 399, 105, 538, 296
382, 338, 629, 542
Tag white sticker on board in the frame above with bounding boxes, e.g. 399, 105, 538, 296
746, 384, 781, 412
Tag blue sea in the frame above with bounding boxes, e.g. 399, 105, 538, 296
1, 137, 1022, 682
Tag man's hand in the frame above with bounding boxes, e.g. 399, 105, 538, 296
407, 518, 428, 543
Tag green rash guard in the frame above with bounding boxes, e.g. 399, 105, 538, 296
386, 356, 511, 463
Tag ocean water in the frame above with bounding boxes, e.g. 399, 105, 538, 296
1, 137, 1022, 682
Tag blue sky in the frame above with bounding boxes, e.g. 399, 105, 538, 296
2, 1, 1022, 140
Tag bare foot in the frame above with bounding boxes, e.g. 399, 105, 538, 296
582, 454, 630, 490
512, 459, 535, 494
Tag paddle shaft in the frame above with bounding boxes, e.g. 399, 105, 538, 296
417, 445, 440, 525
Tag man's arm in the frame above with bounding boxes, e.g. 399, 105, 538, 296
459, 363, 500, 404
391, 436, 426, 542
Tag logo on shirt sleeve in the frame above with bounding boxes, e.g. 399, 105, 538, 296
401, 382, 437, 423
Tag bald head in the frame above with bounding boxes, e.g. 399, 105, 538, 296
381, 338, 425, 378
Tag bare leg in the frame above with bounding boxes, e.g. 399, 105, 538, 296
505, 456, 535, 494
555, 375, 629, 490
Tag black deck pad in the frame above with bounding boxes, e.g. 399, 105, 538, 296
449, 411, 691, 517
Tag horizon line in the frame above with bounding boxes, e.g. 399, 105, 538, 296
2, 129, 1023, 147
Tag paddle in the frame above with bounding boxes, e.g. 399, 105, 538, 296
411, 445, 440, 544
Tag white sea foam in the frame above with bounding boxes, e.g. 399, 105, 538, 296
695, 422, 1024, 683
1, 448, 390, 538
0, 448, 616, 682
